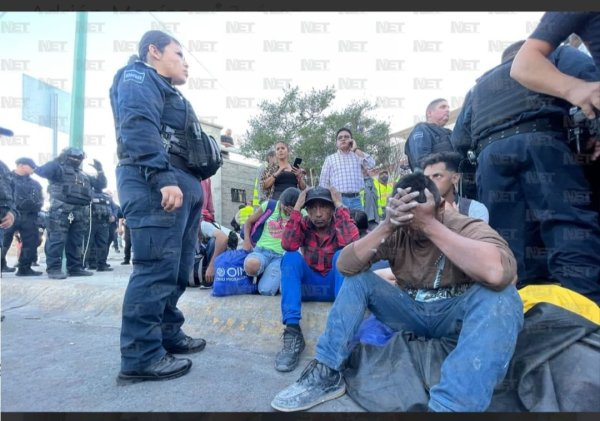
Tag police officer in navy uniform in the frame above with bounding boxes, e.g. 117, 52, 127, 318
0, 160, 17, 254
0, 127, 17, 323
511, 12, 600, 218
84, 167, 114, 272
35, 147, 106, 279
110, 30, 209, 383
1, 157, 44, 276
404, 98, 454, 171
452, 40, 600, 305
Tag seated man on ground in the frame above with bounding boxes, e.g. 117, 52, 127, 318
199, 210, 240, 288
242, 187, 301, 296
421, 151, 488, 222
275, 186, 360, 372
271, 173, 523, 412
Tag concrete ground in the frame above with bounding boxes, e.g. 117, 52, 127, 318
0, 249, 363, 412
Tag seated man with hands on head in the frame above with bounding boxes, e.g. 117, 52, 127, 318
275, 186, 360, 373
271, 172, 523, 413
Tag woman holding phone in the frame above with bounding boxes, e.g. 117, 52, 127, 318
261, 141, 306, 200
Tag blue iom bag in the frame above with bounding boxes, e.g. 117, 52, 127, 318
212, 249, 258, 297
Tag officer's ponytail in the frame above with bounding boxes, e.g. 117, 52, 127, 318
127, 55, 139, 65
137, 30, 180, 63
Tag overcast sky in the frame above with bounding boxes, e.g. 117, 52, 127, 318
0, 11, 545, 194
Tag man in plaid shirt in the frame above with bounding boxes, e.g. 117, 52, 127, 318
275, 186, 360, 372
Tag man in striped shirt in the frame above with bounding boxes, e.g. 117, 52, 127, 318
319, 128, 376, 211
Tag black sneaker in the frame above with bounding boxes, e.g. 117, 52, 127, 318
198, 280, 213, 289
275, 325, 305, 372
121, 260, 130, 265
271, 359, 346, 412
68, 269, 94, 277
1, 266, 16, 273
48, 270, 67, 279
96, 266, 114, 272
16, 267, 43, 277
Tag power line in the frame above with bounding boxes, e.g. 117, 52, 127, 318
147, 11, 229, 93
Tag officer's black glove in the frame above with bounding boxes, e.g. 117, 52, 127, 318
91, 159, 103, 172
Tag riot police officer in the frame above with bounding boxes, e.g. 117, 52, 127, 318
1, 157, 44, 276
35, 147, 107, 279
0, 127, 17, 273
110, 30, 222, 384
84, 164, 114, 272
452, 41, 600, 304
0, 160, 16, 244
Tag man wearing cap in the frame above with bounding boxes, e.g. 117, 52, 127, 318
319, 128, 376, 211
275, 186, 360, 372
1, 158, 44, 276
271, 173, 523, 413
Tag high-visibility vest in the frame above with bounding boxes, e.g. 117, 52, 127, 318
237, 205, 255, 226
373, 178, 394, 217
252, 177, 261, 207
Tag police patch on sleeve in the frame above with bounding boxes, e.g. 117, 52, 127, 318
413, 131, 423, 140
123, 69, 145, 84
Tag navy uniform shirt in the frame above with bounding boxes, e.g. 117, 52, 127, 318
452, 45, 600, 156
109, 60, 190, 190
530, 12, 600, 70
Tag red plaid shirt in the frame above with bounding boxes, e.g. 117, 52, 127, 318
282, 207, 360, 276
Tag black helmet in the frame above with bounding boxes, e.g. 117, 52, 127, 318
59, 147, 85, 160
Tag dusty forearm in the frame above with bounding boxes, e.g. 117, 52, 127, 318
423, 219, 510, 289
337, 222, 395, 275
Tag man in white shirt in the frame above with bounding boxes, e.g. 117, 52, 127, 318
319, 128, 376, 210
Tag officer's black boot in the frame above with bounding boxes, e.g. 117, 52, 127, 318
1, 259, 16, 273
68, 268, 94, 277
16, 265, 43, 277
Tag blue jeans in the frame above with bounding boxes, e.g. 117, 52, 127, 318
342, 195, 363, 211
244, 246, 283, 296
280, 250, 344, 325
477, 133, 600, 303
315, 271, 523, 412
117, 165, 203, 371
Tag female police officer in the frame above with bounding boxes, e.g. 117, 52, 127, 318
110, 30, 207, 383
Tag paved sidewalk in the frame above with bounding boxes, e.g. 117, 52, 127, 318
1, 250, 333, 351
1, 250, 364, 412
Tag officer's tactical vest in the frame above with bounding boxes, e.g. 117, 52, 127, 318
470, 61, 568, 141
91, 191, 112, 221
48, 164, 92, 205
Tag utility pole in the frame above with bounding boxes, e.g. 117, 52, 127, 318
69, 12, 88, 150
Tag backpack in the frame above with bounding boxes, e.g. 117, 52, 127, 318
188, 237, 214, 288
172, 98, 223, 181
239, 199, 277, 246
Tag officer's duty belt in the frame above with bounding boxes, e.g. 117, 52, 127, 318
475, 118, 566, 157
117, 154, 194, 175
